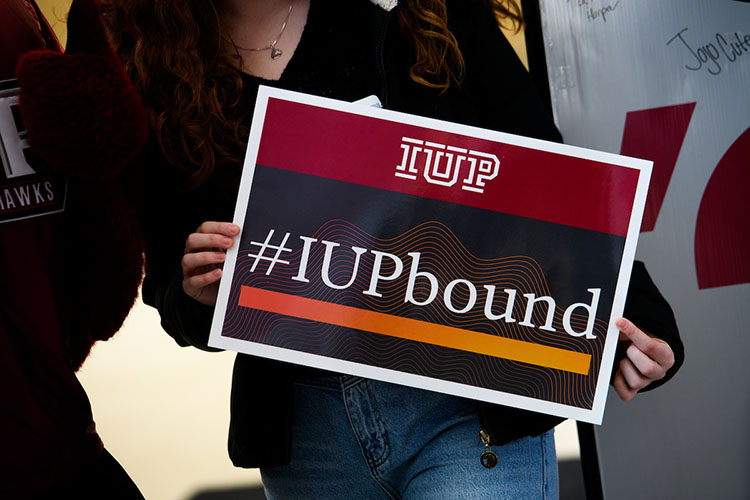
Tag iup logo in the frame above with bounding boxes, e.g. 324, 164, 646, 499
395, 136, 500, 193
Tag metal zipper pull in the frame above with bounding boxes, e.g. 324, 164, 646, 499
478, 429, 498, 469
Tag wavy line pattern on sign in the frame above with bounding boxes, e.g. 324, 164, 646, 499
223, 219, 607, 408
237, 287, 592, 374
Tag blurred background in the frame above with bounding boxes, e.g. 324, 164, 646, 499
35, 1, 582, 499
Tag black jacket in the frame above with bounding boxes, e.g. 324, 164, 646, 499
140, 0, 683, 468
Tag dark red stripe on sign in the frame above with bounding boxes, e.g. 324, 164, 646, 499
257, 98, 640, 237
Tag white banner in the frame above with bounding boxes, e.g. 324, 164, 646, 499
539, 1, 750, 498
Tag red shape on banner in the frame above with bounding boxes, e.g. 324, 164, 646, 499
695, 127, 750, 290
620, 102, 696, 232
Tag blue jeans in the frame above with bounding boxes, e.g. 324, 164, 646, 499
261, 376, 558, 499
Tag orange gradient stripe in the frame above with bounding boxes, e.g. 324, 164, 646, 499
238, 286, 591, 375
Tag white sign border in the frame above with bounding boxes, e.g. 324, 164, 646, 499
208, 85, 652, 425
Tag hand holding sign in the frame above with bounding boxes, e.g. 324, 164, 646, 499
182, 221, 240, 306
612, 318, 676, 401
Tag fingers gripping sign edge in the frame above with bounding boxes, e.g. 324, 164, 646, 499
613, 317, 676, 402
616, 318, 675, 371
181, 221, 241, 306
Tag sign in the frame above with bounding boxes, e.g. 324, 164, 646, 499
208, 86, 651, 423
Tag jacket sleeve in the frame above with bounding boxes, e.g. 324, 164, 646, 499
138, 145, 222, 353
141, 261, 220, 352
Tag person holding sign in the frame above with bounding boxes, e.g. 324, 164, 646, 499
102, 0, 684, 498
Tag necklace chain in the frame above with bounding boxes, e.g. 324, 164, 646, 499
231, 1, 294, 60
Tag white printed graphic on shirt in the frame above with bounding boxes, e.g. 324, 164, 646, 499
0, 80, 67, 224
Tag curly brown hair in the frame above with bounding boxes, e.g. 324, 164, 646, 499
101, 0, 522, 189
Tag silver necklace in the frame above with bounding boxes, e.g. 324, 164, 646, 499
232, 1, 294, 60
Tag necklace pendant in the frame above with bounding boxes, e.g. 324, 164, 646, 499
270, 47, 283, 60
